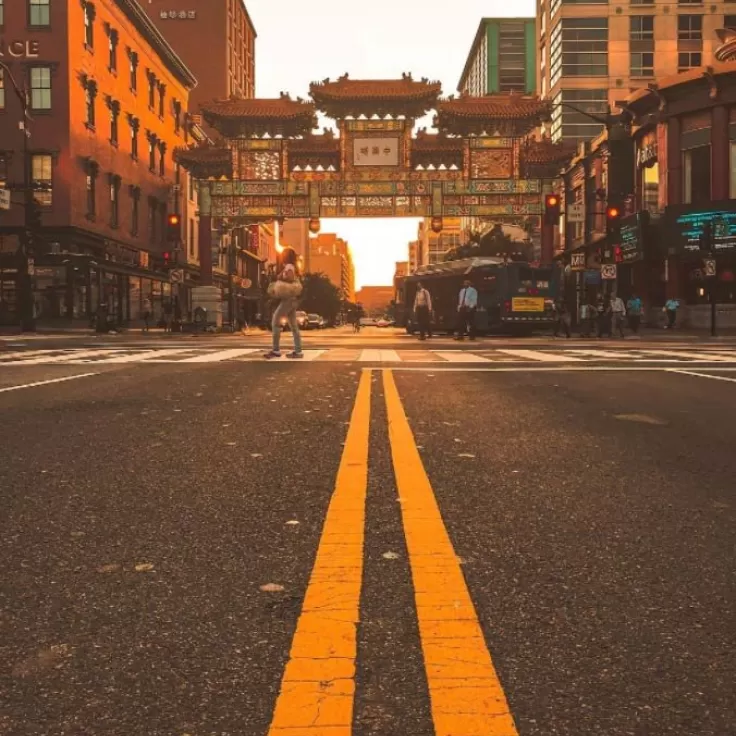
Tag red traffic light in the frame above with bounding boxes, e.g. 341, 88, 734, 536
544, 193, 561, 225
168, 214, 180, 226
606, 206, 621, 220
546, 194, 560, 207
163, 251, 171, 262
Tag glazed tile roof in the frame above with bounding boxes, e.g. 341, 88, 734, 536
436, 94, 551, 121
200, 96, 317, 120
309, 75, 442, 102
173, 146, 232, 176
523, 139, 577, 165
412, 133, 464, 153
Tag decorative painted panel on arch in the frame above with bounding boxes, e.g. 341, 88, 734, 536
470, 149, 513, 179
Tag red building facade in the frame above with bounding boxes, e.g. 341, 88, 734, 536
0, 0, 197, 328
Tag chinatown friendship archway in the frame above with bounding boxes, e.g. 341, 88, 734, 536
175, 75, 575, 285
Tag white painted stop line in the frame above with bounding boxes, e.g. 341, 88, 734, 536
496, 349, 584, 362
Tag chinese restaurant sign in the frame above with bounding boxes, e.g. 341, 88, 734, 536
353, 138, 400, 167
619, 212, 646, 263
666, 204, 736, 254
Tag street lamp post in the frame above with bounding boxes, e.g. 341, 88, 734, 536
0, 60, 36, 332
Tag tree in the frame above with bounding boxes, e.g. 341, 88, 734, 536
300, 272, 342, 322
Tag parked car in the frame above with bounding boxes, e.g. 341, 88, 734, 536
279, 311, 308, 331
306, 313, 322, 330
376, 318, 394, 328
360, 317, 376, 327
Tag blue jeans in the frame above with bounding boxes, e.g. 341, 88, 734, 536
272, 300, 302, 354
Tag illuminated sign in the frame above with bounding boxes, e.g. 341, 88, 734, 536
0, 40, 41, 58
666, 203, 736, 254
619, 212, 648, 263
159, 10, 197, 19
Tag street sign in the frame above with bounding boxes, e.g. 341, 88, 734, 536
601, 264, 617, 280
0, 188, 10, 211
170, 269, 184, 284
567, 203, 584, 223
703, 259, 716, 277
571, 252, 585, 271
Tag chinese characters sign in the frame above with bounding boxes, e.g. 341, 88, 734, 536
159, 10, 197, 19
353, 137, 399, 167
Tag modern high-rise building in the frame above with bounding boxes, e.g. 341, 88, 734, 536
458, 18, 537, 96
308, 234, 356, 302
537, 0, 734, 142
141, 0, 256, 116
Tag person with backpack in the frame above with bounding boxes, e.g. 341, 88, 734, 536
264, 247, 304, 359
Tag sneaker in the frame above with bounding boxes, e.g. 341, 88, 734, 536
264, 351, 281, 359
287, 351, 304, 359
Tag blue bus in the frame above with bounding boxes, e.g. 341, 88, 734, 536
396, 258, 561, 335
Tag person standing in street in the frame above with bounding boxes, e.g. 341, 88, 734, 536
264, 247, 304, 359
597, 296, 612, 338
553, 299, 571, 338
627, 293, 643, 335
664, 298, 680, 329
413, 282, 433, 341
455, 279, 478, 341
142, 297, 152, 333
610, 293, 627, 338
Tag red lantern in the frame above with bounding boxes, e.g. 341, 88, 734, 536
309, 218, 321, 234
431, 216, 443, 234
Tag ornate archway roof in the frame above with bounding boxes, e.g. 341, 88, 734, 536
522, 138, 576, 165
435, 93, 552, 136
309, 73, 442, 118
173, 145, 232, 179
200, 94, 317, 137
715, 28, 736, 61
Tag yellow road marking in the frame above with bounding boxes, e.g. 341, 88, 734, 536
267, 370, 371, 735
383, 369, 519, 736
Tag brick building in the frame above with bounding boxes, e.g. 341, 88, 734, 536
559, 61, 736, 328
141, 0, 256, 115
308, 233, 356, 302
0, 0, 199, 328
355, 286, 394, 316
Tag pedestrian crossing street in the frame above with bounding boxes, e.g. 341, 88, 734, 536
3, 346, 736, 365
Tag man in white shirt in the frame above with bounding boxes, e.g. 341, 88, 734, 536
455, 279, 479, 341
610, 293, 626, 338
413, 282, 433, 340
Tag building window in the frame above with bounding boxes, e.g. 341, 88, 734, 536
83, 2, 95, 49
158, 83, 165, 118
630, 15, 654, 40
725, 15, 736, 29
683, 145, 711, 205
129, 115, 139, 159
641, 162, 660, 213
158, 142, 166, 177
550, 17, 608, 86
29, 0, 51, 26
107, 98, 119, 145
107, 27, 118, 73
173, 99, 182, 134
189, 218, 195, 257
0, 69, 4, 109
631, 0, 654, 4
188, 173, 195, 201
147, 71, 155, 110
498, 20, 527, 93
630, 52, 654, 77
147, 133, 157, 172
128, 49, 138, 92
678, 0, 703, 4
677, 14, 702, 40
30, 67, 52, 110
0, 0, 4, 25
129, 186, 140, 236
85, 160, 97, 218
678, 51, 702, 71
31, 154, 53, 206
84, 79, 97, 128
109, 174, 120, 228
550, 88, 608, 142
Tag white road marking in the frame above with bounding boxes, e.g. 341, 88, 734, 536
0, 349, 69, 362
95, 349, 196, 363
380, 366, 736, 373
0, 373, 99, 393
567, 349, 636, 360
358, 349, 402, 362
4, 349, 131, 365
433, 351, 491, 363
643, 350, 736, 362
497, 349, 584, 362
667, 369, 736, 383
179, 348, 261, 363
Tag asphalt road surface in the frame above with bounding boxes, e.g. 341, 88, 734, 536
1, 332, 734, 736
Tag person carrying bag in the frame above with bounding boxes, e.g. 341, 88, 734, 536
264, 247, 304, 359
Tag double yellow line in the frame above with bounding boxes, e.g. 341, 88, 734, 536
267, 370, 518, 736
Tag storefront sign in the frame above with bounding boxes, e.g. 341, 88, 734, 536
567, 203, 584, 224
619, 212, 647, 263
159, 10, 197, 19
0, 40, 41, 58
666, 203, 736, 254
571, 252, 586, 271
637, 131, 658, 168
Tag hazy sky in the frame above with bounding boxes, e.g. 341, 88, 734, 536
246, 0, 535, 288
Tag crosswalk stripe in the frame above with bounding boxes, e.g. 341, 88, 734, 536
567, 349, 636, 359
358, 349, 402, 362
497, 349, 583, 362
179, 348, 260, 363
0, 349, 69, 362
640, 350, 736, 361
433, 351, 490, 363
96, 349, 196, 363
6, 349, 130, 365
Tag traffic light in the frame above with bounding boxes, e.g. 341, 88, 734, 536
27, 198, 43, 230
163, 251, 171, 267
544, 194, 561, 226
613, 245, 623, 264
166, 213, 181, 243
606, 204, 621, 235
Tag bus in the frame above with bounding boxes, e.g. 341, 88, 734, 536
397, 258, 561, 335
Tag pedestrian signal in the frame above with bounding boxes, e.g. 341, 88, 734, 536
544, 194, 561, 226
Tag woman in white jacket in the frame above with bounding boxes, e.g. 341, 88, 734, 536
264, 247, 304, 359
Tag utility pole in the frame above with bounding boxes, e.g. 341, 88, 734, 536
0, 60, 35, 332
